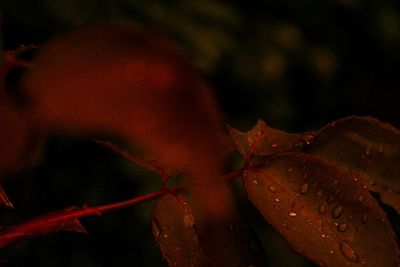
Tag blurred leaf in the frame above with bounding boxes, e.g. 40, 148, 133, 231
307, 116, 400, 214
151, 193, 267, 267
0, 99, 29, 175
243, 152, 399, 266
22, 24, 227, 174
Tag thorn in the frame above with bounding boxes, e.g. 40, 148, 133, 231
64, 219, 88, 234
0, 185, 14, 209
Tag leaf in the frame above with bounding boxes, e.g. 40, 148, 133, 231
228, 120, 315, 159
243, 152, 399, 267
306, 116, 400, 214
151, 193, 267, 267
0, 97, 31, 207
0, 100, 30, 173
22, 23, 228, 178
93, 139, 180, 178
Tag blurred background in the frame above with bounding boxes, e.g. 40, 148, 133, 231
1, 0, 399, 266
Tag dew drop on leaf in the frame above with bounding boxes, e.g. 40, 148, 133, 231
361, 213, 368, 224
339, 242, 359, 263
300, 183, 310, 194
337, 223, 348, 232
347, 213, 354, 221
289, 210, 297, 217
184, 214, 195, 228
318, 204, 327, 215
268, 185, 277, 192
151, 220, 160, 238
332, 206, 343, 219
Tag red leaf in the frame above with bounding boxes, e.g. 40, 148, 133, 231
152, 193, 267, 267
21, 23, 228, 179
243, 152, 399, 267
228, 120, 314, 159
307, 116, 400, 214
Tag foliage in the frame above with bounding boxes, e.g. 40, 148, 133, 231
2, 1, 400, 266
1, 22, 400, 267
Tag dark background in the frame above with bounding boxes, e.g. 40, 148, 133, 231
1, 0, 399, 266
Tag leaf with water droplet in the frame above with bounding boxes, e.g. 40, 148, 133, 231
151, 193, 267, 267
243, 152, 399, 267
307, 116, 400, 214
228, 120, 314, 159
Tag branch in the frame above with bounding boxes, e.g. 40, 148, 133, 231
0, 166, 244, 249
0, 187, 179, 249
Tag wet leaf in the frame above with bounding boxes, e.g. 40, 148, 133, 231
243, 152, 399, 267
151, 193, 267, 267
228, 120, 315, 159
307, 116, 400, 214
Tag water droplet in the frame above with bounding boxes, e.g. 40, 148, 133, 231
317, 190, 324, 197
357, 195, 364, 202
271, 143, 278, 148
330, 250, 334, 254
361, 213, 368, 224
362, 184, 368, 190
379, 145, 383, 153
300, 183, 309, 194
366, 147, 371, 156
184, 214, 195, 227
163, 233, 169, 238
347, 213, 354, 221
318, 204, 327, 214
339, 242, 359, 263
289, 211, 297, 217
333, 179, 339, 184
332, 206, 343, 218
175, 246, 181, 251
275, 197, 280, 202
302, 134, 314, 145
268, 185, 277, 192
337, 223, 348, 232
151, 221, 160, 238
252, 179, 258, 185
288, 167, 293, 173
327, 195, 335, 204
321, 234, 326, 238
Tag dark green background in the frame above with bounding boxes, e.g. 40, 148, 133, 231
1, 1, 399, 266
